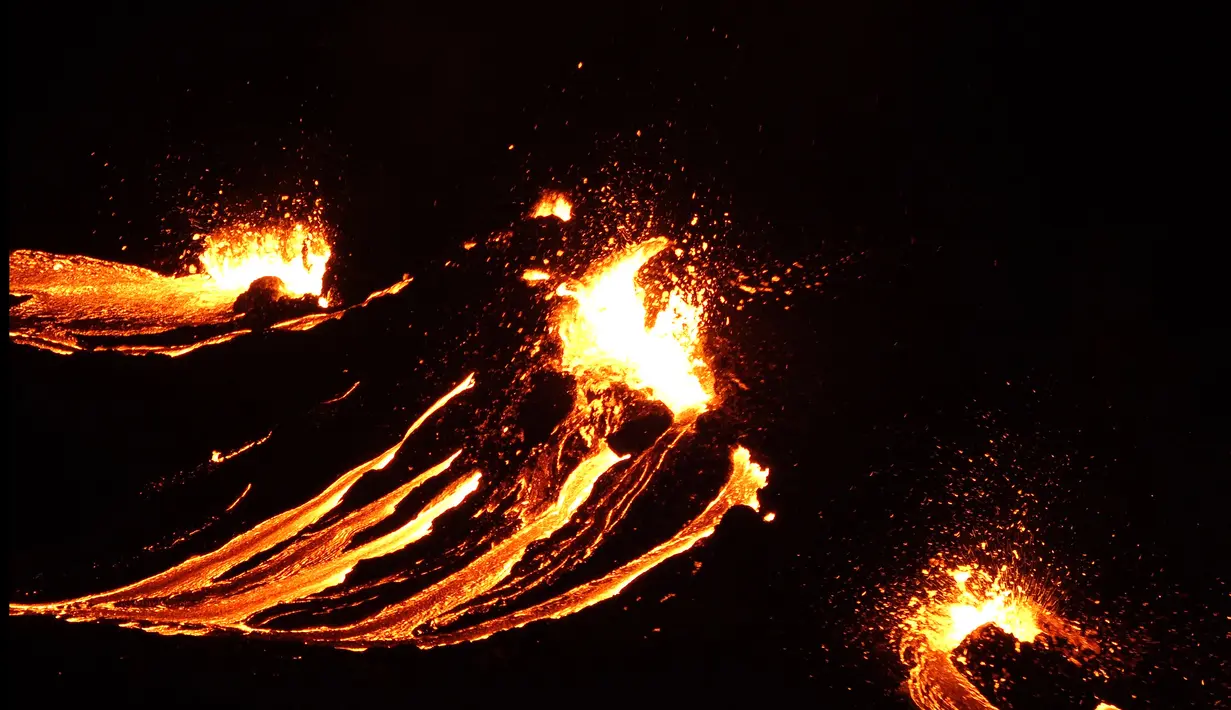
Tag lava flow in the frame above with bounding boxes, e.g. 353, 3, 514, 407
9, 207, 409, 356
898, 560, 1117, 710
11, 232, 771, 649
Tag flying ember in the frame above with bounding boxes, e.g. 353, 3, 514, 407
10, 216, 771, 648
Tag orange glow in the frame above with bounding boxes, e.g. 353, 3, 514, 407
555, 238, 710, 415
919, 566, 1042, 654
899, 560, 1104, 710
196, 219, 331, 297
8, 206, 410, 356
11, 222, 770, 648
531, 192, 573, 221
224, 484, 253, 512
210, 431, 273, 465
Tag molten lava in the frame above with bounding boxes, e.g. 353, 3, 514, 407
195, 219, 331, 297
555, 238, 710, 415
9, 208, 408, 356
916, 566, 1044, 655
11, 235, 770, 649
531, 191, 572, 221
899, 561, 1108, 710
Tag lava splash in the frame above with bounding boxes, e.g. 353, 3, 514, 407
195, 220, 331, 297
531, 191, 573, 222
10, 237, 771, 648
9, 211, 407, 356
898, 560, 1116, 710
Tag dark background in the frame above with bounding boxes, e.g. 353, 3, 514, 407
7, 2, 1226, 708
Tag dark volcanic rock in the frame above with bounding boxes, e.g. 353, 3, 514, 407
956, 624, 1101, 710
233, 275, 291, 315
607, 400, 674, 456
232, 276, 322, 328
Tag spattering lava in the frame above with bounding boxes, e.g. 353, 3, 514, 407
9, 213, 408, 356
899, 562, 1115, 710
195, 219, 331, 297
556, 238, 710, 415
531, 191, 573, 222
10, 237, 771, 648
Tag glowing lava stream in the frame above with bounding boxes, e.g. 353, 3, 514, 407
8, 215, 410, 356
11, 238, 771, 648
899, 564, 1111, 710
